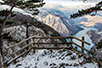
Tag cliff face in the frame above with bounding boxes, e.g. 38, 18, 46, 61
86, 27, 102, 44
37, 10, 83, 37
5, 12, 61, 37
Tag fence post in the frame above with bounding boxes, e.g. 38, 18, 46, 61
12, 46, 16, 63
70, 34, 73, 48
33, 38, 35, 53
82, 36, 84, 53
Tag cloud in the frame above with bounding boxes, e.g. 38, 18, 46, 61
43, 2, 61, 9
42, 1, 96, 14
52, 0, 101, 2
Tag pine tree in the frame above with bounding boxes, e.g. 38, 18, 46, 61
70, 1, 102, 19
0, 0, 45, 65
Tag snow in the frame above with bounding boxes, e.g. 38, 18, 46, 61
8, 49, 98, 68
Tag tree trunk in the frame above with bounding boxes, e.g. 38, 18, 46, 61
0, 5, 14, 57
0, 53, 3, 68
26, 23, 29, 45
25, 23, 29, 55
0, 27, 3, 58
0, 27, 3, 68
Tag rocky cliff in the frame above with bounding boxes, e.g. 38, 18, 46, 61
86, 27, 102, 44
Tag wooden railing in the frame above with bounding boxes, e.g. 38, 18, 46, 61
70, 35, 102, 66
3, 35, 102, 67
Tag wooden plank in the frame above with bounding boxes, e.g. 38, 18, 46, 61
33, 47, 72, 49
70, 35, 90, 45
6, 46, 72, 65
90, 56, 102, 66
7, 35, 36, 49
7, 42, 35, 57
33, 37, 71, 39
33, 42, 72, 44
7, 46, 35, 65
7, 36, 72, 49
72, 47, 89, 59
7, 42, 71, 57
70, 41, 90, 52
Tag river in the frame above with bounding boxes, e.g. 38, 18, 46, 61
67, 26, 97, 51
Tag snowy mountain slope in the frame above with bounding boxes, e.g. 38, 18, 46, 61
3, 12, 68, 64
3, 11, 98, 68
9, 49, 98, 68
37, 10, 83, 36
4, 24, 98, 68
3, 24, 68, 56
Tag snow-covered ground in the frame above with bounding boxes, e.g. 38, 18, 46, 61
8, 49, 98, 68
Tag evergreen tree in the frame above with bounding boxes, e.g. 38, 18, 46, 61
96, 40, 102, 49
70, 1, 102, 19
0, 0, 45, 60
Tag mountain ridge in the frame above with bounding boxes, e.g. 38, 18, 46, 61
37, 10, 83, 36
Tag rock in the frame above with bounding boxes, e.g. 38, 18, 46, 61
70, 55, 76, 60
79, 60, 85, 65
44, 50, 47, 55
35, 63, 37, 65
16, 64, 22, 68
78, 54, 83, 58
65, 63, 69, 66
34, 66, 37, 68
48, 50, 53, 54
51, 66, 58, 68
25, 65, 30, 68
58, 49, 64, 53
44, 61, 48, 66
73, 63, 79, 66
65, 52, 72, 56
50, 63, 57, 66
59, 63, 65, 67
69, 64, 72, 66
37, 57, 39, 61
61, 57, 65, 60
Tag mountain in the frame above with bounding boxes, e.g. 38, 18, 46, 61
37, 10, 83, 36
3, 11, 98, 68
86, 27, 102, 44
3, 12, 68, 60
76, 14, 102, 44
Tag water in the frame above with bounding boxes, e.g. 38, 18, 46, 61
67, 26, 97, 51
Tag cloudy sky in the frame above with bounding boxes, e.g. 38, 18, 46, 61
0, 0, 101, 17
42, 0, 102, 16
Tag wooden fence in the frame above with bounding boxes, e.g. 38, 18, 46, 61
3, 35, 102, 67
